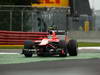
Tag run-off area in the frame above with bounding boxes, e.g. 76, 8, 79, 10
0, 47, 100, 64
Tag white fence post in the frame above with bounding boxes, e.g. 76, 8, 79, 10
10, 10, 12, 31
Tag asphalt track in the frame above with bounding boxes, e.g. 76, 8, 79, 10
0, 48, 100, 75
0, 59, 100, 75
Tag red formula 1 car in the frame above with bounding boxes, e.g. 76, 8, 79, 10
22, 31, 78, 57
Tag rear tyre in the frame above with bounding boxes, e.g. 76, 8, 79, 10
67, 40, 78, 56
59, 40, 67, 57
24, 50, 33, 57
22, 40, 34, 57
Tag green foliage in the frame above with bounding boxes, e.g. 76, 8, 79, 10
0, 10, 32, 31
0, 0, 31, 5
0, 0, 32, 31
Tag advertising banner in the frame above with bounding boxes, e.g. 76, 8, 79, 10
31, 0, 69, 7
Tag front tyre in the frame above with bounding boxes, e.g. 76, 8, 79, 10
67, 40, 78, 56
23, 50, 33, 57
24, 40, 34, 49
22, 40, 34, 57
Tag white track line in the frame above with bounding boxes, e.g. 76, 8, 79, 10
0, 47, 100, 54
78, 47, 100, 50
0, 53, 19, 54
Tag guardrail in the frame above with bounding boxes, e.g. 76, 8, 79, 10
0, 30, 48, 45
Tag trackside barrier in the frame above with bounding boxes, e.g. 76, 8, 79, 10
0, 30, 48, 45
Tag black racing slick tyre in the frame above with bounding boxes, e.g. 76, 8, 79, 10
24, 40, 34, 49
59, 40, 67, 57
22, 40, 34, 57
67, 40, 78, 56
24, 50, 33, 57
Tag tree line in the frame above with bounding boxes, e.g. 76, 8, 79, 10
0, 0, 31, 5
0, 0, 41, 5
0, 0, 34, 31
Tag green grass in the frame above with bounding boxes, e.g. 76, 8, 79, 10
0, 42, 100, 49
78, 42, 100, 47
0, 53, 100, 64
0, 45, 24, 49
